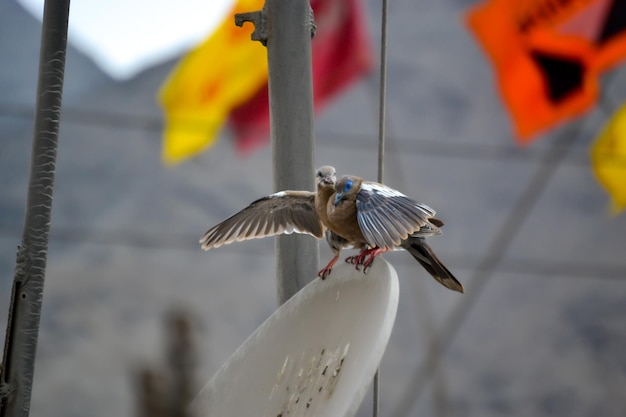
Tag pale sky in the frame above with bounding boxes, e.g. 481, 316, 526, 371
18, 0, 234, 80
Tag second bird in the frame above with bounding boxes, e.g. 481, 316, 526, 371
327, 175, 463, 293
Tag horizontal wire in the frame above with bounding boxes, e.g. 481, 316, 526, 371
2, 103, 624, 167
0, 228, 624, 280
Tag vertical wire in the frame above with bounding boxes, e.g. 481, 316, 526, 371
377, 0, 389, 185
374, 0, 389, 416
373, 368, 380, 417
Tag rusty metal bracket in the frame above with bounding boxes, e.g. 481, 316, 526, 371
307, 5, 317, 38
235, 4, 316, 46
234, 8, 268, 46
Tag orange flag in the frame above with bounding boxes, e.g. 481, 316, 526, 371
229, 0, 373, 153
158, 0, 266, 165
591, 103, 626, 214
465, 0, 626, 142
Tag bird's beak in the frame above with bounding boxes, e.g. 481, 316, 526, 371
334, 192, 343, 206
321, 176, 334, 186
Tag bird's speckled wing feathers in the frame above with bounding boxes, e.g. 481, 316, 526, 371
200, 191, 324, 250
355, 182, 441, 249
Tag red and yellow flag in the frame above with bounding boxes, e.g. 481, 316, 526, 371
159, 0, 372, 164
465, 0, 626, 142
158, 0, 266, 165
591, 103, 626, 214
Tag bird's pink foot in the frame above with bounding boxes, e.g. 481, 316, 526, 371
346, 248, 388, 273
345, 255, 359, 265
318, 254, 340, 280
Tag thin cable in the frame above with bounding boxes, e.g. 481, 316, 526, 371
5, 103, 626, 168
373, 368, 380, 417
377, 0, 388, 185
374, 0, 389, 416
2, 228, 625, 280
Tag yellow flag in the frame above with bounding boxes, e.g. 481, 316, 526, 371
591, 104, 626, 214
158, 0, 267, 165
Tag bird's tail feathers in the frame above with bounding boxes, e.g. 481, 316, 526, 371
403, 238, 464, 293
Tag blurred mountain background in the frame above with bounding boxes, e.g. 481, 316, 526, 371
1, 0, 626, 416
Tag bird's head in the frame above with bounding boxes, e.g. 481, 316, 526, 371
315, 166, 336, 188
334, 176, 358, 206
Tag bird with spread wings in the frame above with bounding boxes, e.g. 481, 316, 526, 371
199, 166, 463, 293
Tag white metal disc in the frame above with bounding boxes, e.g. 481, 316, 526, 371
193, 259, 399, 417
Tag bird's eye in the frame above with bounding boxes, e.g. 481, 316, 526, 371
344, 179, 353, 192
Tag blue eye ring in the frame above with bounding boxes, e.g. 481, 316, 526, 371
344, 179, 353, 192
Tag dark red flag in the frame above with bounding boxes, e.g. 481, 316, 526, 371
229, 0, 374, 153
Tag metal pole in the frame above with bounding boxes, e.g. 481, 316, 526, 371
265, 0, 318, 305
0, 0, 69, 415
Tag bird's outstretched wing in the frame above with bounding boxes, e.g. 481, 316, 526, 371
200, 191, 324, 250
355, 182, 441, 249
